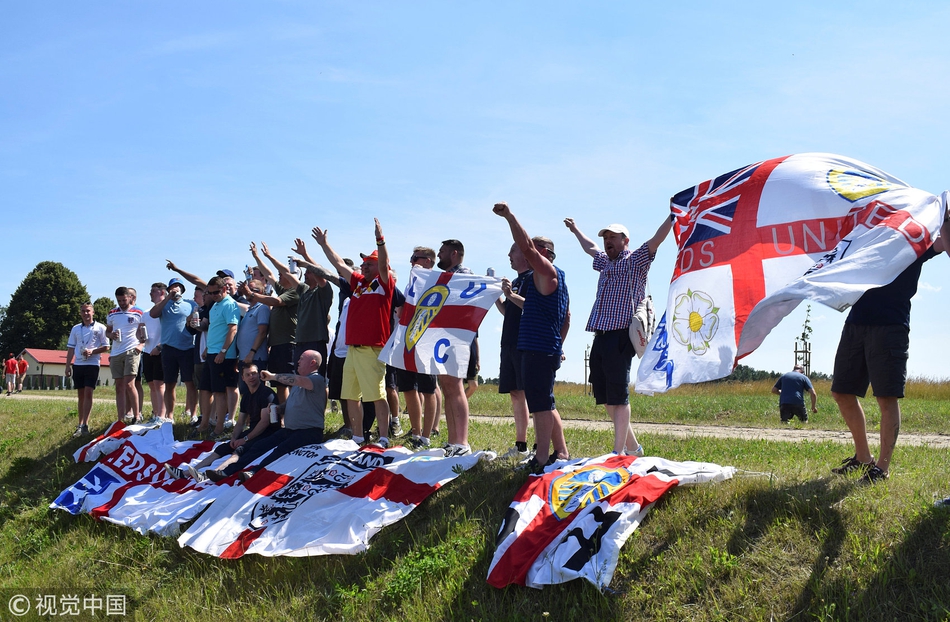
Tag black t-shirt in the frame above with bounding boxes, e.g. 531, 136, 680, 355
240, 383, 277, 430
847, 246, 938, 328
501, 271, 530, 347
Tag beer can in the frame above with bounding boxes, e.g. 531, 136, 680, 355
114, 328, 121, 342
487, 267, 495, 277
269, 404, 278, 424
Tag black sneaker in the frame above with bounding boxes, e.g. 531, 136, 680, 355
326, 425, 353, 441
831, 454, 875, 475
858, 465, 888, 485
206, 470, 227, 483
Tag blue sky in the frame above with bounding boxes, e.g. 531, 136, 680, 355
3, 1, 949, 383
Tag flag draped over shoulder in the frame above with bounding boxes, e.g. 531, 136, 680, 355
637, 153, 946, 394
487, 454, 735, 590
379, 267, 502, 377
178, 440, 492, 558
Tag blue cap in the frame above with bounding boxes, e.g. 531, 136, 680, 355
167, 278, 186, 294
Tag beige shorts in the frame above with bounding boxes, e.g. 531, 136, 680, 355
110, 350, 141, 379
341, 346, 386, 403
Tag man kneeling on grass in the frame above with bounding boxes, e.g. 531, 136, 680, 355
174, 351, 326, 484
165, 363, 277, 480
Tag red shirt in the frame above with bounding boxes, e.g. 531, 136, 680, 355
4, 358, 17, 374
345, 271, 394, 347
17, 359, 27, 374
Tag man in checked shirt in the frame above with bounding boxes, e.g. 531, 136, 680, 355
564, 216, 672, 456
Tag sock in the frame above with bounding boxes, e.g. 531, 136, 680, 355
516, 441, 528, 452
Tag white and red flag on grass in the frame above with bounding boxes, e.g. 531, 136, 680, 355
487, 454, 735, 590
637, 153, 947, 394
178, 440, 494, 558
73, 420, 162, 463
52, 425, 223, 535
379, 267, 502, 378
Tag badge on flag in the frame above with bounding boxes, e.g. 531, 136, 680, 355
637, 153, 945, 394
379, 267, 502, 377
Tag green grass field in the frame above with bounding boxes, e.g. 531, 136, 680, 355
1, 381, 949, 621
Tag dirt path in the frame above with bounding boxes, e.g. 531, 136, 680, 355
12, 393, 950, 449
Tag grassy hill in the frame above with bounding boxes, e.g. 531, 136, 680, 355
1, 382, 949, 621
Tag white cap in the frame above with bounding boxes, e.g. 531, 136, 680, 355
598, 223, 630, 238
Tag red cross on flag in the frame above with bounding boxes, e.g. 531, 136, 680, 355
637, 153, 946, 394
379, 267, 503, 378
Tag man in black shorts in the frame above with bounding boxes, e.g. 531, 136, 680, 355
831, 221, 949, 483
65, 303, 110, 437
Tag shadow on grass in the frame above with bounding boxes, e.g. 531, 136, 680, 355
813, 503, 950, 621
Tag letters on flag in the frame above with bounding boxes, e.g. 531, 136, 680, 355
55, 430, 495, 555
379, 267, 502, 377
52, 426, 223, 535
73, 420, 162, 463
178, 440, 492, 558
487, 454, 735, 590
637, 153, 946, 394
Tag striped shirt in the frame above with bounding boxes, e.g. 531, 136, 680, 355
585, 243, 654, 332
518, 266, 569, 355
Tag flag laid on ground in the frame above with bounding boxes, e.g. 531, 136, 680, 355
73, 420, 162, 463
487, 454, 735, 590
178, 440, 494, 558
379, 267, 502, 377
637, 153, 946, 394
52, 425, 222, 535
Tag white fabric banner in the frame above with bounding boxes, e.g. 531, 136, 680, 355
178, 440, 494, 558
379, 267, 502, 378
637, 153, 944, 394
487, 454, 735, 590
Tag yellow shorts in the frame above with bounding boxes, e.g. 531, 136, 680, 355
341, 346, 386, 402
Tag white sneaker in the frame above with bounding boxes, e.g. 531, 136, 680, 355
443, 443, 472, 458
223, 418, 234, 430
500, 446, 530, 461
185, 464, 207, 482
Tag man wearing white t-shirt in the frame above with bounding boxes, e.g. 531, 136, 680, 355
106, 286, 146, 423
140, 283, 167, 421
65, 302, 110, 436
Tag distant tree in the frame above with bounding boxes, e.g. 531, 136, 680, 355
0, 262, 89, 353
93, 297, 114, 325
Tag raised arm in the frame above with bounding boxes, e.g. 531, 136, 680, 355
563, 218, 601, 258
312, 227, 355, 282
249, 242, 276, 285
166, 260, 207, 288
261, 241, 295, 285
647, 215, 674, 256
494, 202, 557, 296
375, 218, 390, 287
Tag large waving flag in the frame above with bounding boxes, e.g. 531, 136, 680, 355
487, 454, 735, 590
178, 440, 493, 558
637, 153, 946, 394
379, 267, 502, 377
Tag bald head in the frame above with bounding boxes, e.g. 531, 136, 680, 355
297, 350, 323, 375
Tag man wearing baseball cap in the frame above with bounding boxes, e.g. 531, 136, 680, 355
313, 218, 395, 448
564, 216, 672, 456
149, 277, 199, 421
